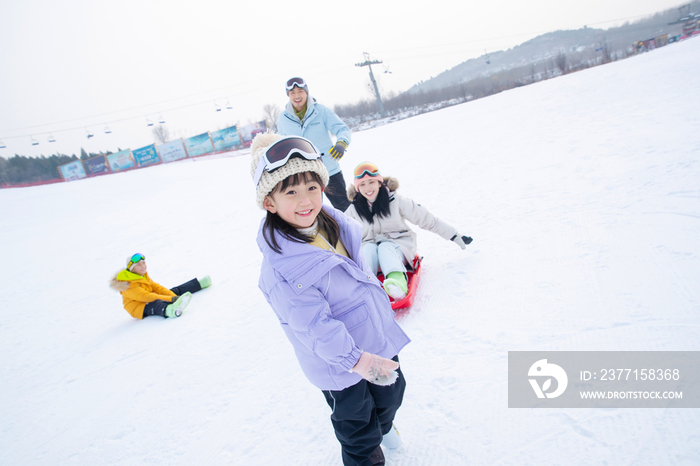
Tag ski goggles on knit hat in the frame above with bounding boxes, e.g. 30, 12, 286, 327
127, 253, 145, 270
354, 162, 381, 179
285, 77, 307, 92
353, 162, 384, 191
253, 136, 321, 186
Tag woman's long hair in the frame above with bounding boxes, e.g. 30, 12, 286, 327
352, 181, 391, 224
263, 171, 341, 254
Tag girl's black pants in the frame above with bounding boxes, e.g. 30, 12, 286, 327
322, 356, 405, 466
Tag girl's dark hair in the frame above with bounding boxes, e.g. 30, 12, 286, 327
262, 171, 342, 254
352, 181, 391, 224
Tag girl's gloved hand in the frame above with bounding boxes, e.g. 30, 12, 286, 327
452, 234, 473, 250
171, 295, 179, 303
352, 352, 399, 386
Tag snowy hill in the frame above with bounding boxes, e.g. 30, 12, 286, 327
407, 5, 692, 95
407, 28, 607, 93
1, 38, 699, 465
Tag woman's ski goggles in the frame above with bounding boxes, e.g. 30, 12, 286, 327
354, 162, 381, 179
128, 253, 145, 269
285, 77, 307, 91
253, 136, 321, 186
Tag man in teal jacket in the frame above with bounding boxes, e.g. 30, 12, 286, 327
277, 77, 352, 211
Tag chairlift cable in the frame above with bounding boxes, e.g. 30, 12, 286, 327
0, 12, 684, 144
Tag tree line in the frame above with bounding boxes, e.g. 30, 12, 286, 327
0, 149, 115, 186
333, 6, 693, 124
334, 45, 624, 124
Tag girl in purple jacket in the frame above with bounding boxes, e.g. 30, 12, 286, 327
251, 132, 411, 466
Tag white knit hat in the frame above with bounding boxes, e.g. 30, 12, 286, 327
249, 132, 329, 210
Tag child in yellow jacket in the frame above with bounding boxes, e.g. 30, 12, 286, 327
109, 253, 211, 319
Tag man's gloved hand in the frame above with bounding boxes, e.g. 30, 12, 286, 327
451, 234, 473, 250
328, 141, 348, 160
351, 352, 399, 386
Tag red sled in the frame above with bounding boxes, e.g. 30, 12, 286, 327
377, 256, 423, 312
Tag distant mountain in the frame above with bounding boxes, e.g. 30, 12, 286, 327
407, 4, 694, 95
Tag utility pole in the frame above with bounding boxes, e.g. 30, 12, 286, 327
355, 52, 386, 118
669, 4, 700, 36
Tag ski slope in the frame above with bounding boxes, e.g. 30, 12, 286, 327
1, 38, 699, 465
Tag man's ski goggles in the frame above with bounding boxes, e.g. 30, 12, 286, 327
285, 77, 307, 91
354, 162, 381, 179
253, 136, 321, 186
128, 253, 145, 269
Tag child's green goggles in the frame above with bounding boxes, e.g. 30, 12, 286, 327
128, 253, 145, 269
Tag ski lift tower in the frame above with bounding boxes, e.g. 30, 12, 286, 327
355, 52, 386, 118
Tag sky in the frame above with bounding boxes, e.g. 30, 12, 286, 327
0, 0, 689, 158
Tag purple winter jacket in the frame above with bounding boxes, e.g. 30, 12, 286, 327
257, 206, 411, 391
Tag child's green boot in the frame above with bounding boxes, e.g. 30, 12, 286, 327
198, 275, 212, 289
165, 292, 192, 318
383, 272, 408, 300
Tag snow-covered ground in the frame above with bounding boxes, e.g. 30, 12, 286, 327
2, 38, 699, 465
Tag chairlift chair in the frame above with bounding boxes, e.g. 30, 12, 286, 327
86, 128, 94, 139
226, 100, 232, 110
104, 125, 112, 134
146, 117, 154, 127
0, 139, 6, 149
48, 134, 56, 143
31, 136, 39, 146
158, 114, 166, 124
